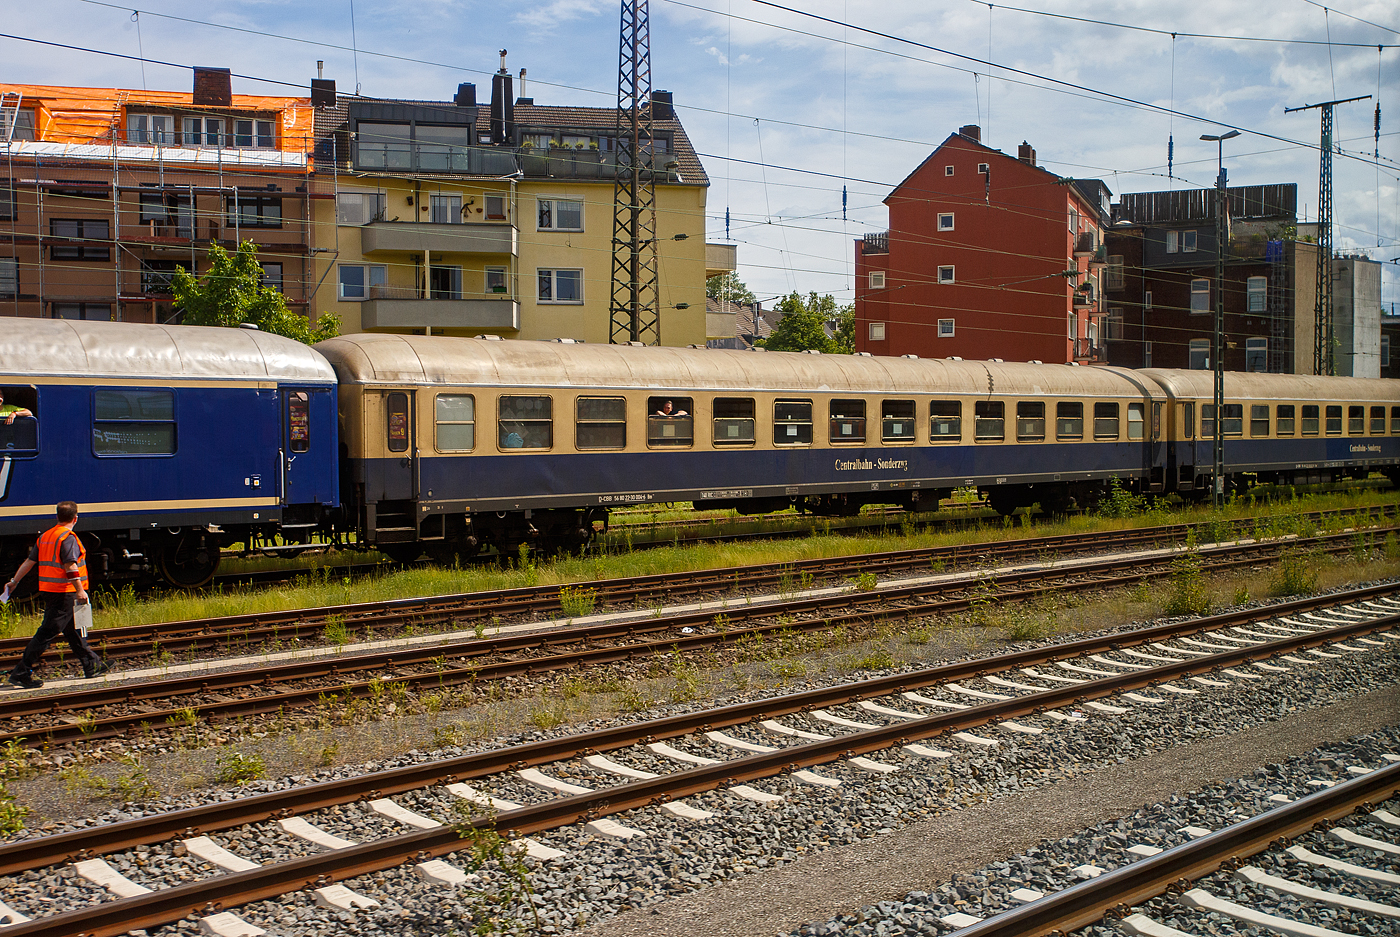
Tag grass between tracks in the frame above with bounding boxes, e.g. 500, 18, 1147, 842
0, 486, 1395, 640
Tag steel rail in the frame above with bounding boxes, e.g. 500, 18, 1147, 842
0, 581, 1394, 882
3, 608, 1396, 937
952, 760, 1400, 937
0, 528, 1380, 747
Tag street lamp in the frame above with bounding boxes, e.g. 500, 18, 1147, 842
1200, 129, 1240, 509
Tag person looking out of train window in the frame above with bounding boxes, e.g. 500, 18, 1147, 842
655, 399, 688, 417
0, 389, 33, 425
4, 502, 110, 689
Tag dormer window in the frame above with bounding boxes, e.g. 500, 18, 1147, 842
1, 108, 35, 142
127, 114, 175, 145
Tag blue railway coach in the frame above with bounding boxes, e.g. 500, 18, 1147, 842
0, 319, 338, 588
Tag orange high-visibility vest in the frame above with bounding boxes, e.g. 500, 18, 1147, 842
36, 525, 88, 593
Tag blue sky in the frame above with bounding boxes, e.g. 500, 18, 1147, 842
5, 0, 1397, 307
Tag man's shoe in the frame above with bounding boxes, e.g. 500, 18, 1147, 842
84, 660, 112, 680
8, 674, 42, 690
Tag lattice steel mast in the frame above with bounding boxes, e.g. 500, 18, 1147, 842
609, 0, 660, 345
1285, 94, 1369, 375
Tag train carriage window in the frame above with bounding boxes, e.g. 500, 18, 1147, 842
646, 396, 693, 448
882, 400, 916, 442
1348, 406, 1365, 435
498, 395, 553, 449
1152, 402, 1162, 441
93, 388, 175, 456
1392, 407, 1400, 435
1093, 402, 1119, 440
1325, 405, 1343, 435
1371, 406, 1386, 435
1016, 402, 1045, 441
1182, 402, 1194, 439
1127, 403, 1145, 440
287, 392, 311, 453
712, 397, 755, 446
829, 400, 867, 443
1201, 405, 1215, 440
1056, 402, 1083, 440
1301, 405, 1320, 435
0, 387, 37, 455
576, 396, 626, 450
1221, 404, 1243, 436
386, 392, 410, 453
435, 394, 476, 451
1250, 405, 1270, 437
774, 400, 813, 445
1276, 405, 1295, 436
929, 401, 961, 441
974, 401, 1004, 441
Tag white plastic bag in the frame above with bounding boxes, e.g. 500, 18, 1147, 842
74, 601, 92, 637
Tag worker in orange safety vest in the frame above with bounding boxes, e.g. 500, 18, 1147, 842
4, 502, 109, 689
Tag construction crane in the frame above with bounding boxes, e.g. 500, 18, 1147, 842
1285, 94, 1370, 375
609, 0, 661, 345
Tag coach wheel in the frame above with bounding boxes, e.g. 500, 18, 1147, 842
378, 544, 424, 564
1037, 489, 1072, 515
987, 491, 1019, 517
158, 529, 220, 589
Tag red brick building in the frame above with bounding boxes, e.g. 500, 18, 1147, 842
855, 126, 1110, 363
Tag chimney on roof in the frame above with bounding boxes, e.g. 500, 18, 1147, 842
1018, 140, 1036, 166
193, 67, 232, 107
650, 90, 674, 120
490, 50, 514, 144
516, 68, 533, 106
958, 124, 980, 142
454, 83, 477, 107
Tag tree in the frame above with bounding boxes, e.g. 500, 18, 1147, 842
758, 291, 847, 353
172, 240, 340, 344
706, 272, 756, 306
832, 304, 855, 355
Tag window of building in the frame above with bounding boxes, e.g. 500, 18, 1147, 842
1106, 255, 1125, 291
53, 303, 112, 321
429, 265, 462, 300
1104, 308, 1124, 341
1383, 335, 1391, 368
829, 399, 866, 443
0, 258, 16, 298
1144, 341, 1152, 367
930, 400, 961, 440
1188, 338, 1209, 369
92, 388, 175, 456
1056, 402, 1083, 439
1301, 405, 1320, 435
0, 181, 13, 221
233, 119, 276, 149
1325, 405, 1342, 435
337, 192, 385, 225
538, 198, 583, 231
1276, 404, 1295, 436
712, 397, 756, 446
227, 193, 282, 228
1348, 405, 1365, 435
357, 122, 412, 168
1245, 337, 1267, 372
1247, 276, 1267, 313
50, 219, 110, 260
1068, 311, 1078, 341
430, 194, 462, 224
977, 162, 989, 173
869, 271, 885, 289
337, 264, 386, 301
576, 396, 627, 449
1093, 402, 1119, 439
485, 194, 507, 220
538, 268, 582, 303
126, 114, 174, 144
1069, 208, 1079, 233
258, 262, 282, 293
415, 124, 469, 170
1250, 404, 1270, 437
435, 394, 475, 451
944, 165, 954, 176
868, 321, 885, 341
646, 396, 693, 448
1190, 279, 1210, 313
485, 266, 507, 294
881, 400, 916, 442
139, 191, 194, 237
1, 108, 35, 142
499, 395, 553, 449
1371, 406, 1386, 435
774, 399, 813, 445
181, 117, 224, 147
974, 401, 1004, 441
386, 392, 410, 452
1183, 230, 1197, 252
938, 213, 954, 231
1016, 401, 1045, 441
938, 318, 955, 337
937, 266, 955, 284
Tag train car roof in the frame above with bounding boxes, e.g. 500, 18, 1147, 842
1139, 369, 1400, 401
0, 319, 336, 383
315, 334, 1159, 397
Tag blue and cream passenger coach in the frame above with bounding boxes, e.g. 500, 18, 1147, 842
0, 319, 338, 587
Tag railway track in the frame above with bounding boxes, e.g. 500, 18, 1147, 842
0, 579, 1395, 936
26, 503, 1400, 671
1, 524, 1393, 748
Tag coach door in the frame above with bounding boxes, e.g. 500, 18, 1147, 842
380, 390, 417, 501
280, 387, 336, 507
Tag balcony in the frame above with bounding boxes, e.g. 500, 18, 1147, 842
1073, 338, 1106, 362
359, 222, 516, 256
358, 286, 519, 332
863, 231, 889, 255
1073, 233, 1097, 258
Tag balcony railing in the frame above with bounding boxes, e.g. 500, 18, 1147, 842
360, 221, 516, 256
359, 292, 519, 331
862, 231, 889, 254
1073, 338, 1105, 362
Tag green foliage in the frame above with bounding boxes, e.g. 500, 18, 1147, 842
215, 751, 267, 785
1270, 551, 1320, 597
322, 615, 350, 648
1095, 477, 1145, 519
705, 271, 755, 305
451, 804, 543, 936
757, 291, 852, 354
852, 571, 878, 592
558, 584, 598, 618
1163, 549, 1212, 616
172, 240, 339, 344
0, 785, 26, 835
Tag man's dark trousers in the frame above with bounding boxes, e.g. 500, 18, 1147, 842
11, 592, 98, 678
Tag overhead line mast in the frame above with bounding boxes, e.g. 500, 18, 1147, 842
610, 0, 661, 345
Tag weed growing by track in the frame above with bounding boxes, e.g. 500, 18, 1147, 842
1271, 550, 1321, 596
451, 803, 543, 937
214, 751, 266, 785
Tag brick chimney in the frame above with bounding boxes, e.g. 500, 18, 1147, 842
1018, 141, 1036, 166
192, 67, 232, 107
958, 124, 981, 142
